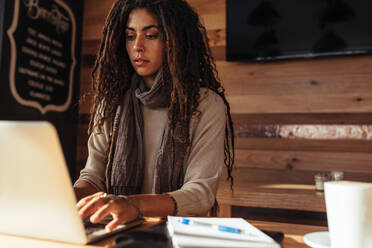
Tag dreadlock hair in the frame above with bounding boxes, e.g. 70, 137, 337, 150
88, 0, 235, 186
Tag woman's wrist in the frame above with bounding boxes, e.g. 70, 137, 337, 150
119, 195, 144, 220
126, 194, 176, 217
165, 193, 178, 216
73, 181, 98, 201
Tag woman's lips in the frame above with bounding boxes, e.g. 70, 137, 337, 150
134, 59, 149, 66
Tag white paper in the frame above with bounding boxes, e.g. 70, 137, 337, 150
167, 216, 280, 248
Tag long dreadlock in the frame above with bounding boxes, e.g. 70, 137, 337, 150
88, 0, 234, 186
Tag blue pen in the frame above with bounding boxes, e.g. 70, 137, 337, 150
178, 218, 243, 234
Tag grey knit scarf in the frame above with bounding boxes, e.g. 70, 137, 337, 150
106, 71, 187, 195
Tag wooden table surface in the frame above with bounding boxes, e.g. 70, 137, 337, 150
0, 218, 327, 248
249, 219, 328, 248
0, 218, 162, 248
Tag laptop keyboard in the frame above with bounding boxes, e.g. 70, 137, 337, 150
83, 218, 108, 236
83, 217, 128, 238
85, 223, 107, 236
83, 218, 145, 243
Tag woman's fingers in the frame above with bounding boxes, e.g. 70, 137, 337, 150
79, 194, 109, 219
89, 197, 130, 231
106, 218, 121, 232
77, 192, 105, 210
89, 203, 111, 224
76, 193, 138, 232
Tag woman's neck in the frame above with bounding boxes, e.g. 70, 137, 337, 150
143, 75, 155, 89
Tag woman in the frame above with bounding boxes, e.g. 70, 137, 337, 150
74, 0, 234, 232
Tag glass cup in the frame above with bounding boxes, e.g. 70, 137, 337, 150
314, 173, 330, 191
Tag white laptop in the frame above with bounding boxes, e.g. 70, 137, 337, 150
0, 121, 144, 244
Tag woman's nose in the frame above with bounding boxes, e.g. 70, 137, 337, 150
133, 36, 144, 52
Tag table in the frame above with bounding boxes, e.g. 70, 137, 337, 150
249, 220, 328, 248
0, 218, 327, 248
0, 217, 162, 248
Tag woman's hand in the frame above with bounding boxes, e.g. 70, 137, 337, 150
77, 192, 140, 231
73, 181, 99, 201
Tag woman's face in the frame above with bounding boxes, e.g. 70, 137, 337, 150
125, 8, 164, 87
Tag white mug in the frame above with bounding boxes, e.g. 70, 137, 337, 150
324, 181, 372, 248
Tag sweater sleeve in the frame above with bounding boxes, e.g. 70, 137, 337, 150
167, 89, 226, 216
74, 119, 110, 192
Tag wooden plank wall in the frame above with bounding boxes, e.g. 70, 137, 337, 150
78, 0, 372, 217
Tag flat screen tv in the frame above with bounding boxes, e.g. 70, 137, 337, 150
226, 0, 372, 61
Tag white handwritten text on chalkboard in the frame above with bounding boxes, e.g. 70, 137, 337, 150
23, 0, 70, 34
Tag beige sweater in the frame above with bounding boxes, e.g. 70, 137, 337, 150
75, 88, 226, 216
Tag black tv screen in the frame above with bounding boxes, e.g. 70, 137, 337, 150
226, 0, 372, 61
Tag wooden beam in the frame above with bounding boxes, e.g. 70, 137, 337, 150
227, 94, 372, 113
235, 137, 372, 153
235, 149, 372, 173
232, 113, 372, 125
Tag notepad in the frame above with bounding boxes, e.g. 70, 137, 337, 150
167, 216, 281, 248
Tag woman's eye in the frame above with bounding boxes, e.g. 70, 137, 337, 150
126, 34, 135, 40
146, 34, 159, 39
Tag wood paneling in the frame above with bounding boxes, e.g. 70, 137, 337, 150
217, 168, 372, 212
227, 94, 372, 113
217, 168, 326, 212
219, 59, 372, 94
235, 138, 372, 153
235, 150, 372, 173
232, 113, 372, 125
82, 0, 113, 40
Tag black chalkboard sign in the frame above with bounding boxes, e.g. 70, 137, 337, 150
0, 0, 83, 180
